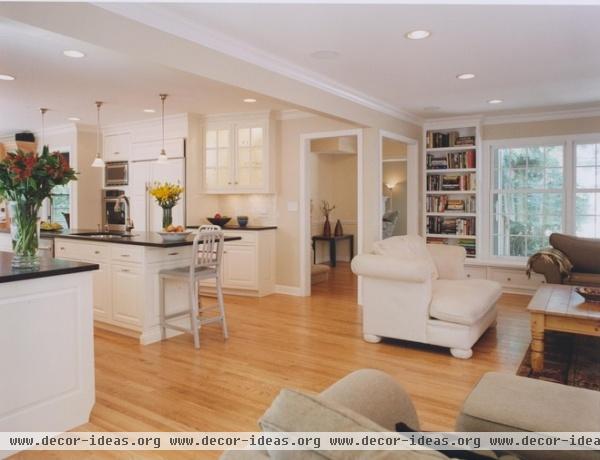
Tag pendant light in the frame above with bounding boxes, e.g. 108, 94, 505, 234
39, 107, 48, 152
157, 94, 168, 163
91, 101, 105, 168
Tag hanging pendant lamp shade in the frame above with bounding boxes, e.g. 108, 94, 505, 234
157, 94, 168, 163
91, 101, 105, 168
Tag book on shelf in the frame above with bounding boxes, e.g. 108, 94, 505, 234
426, 195, 476, 213
426, 173, 476, 192
426, 150, 476, 169
427, 216, 476, 236
457, 239, 477, 257
426, 131, 475, 149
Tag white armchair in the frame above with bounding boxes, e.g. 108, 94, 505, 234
351, 236, 502, 359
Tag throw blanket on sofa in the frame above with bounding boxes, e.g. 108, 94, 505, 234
526, 247, 573, 279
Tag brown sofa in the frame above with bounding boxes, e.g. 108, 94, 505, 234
529, 233, 600, 287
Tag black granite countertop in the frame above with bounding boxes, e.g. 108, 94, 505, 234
187, 225, 277, 231
0, 252, 98, 283
54, 230, 242, 247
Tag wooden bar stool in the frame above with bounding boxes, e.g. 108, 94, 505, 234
158, 225, 228, 348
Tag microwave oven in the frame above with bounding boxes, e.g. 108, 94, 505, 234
105, 161, 128, 187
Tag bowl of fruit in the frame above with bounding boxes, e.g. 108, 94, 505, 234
157, 224, 192, 242
206, 213, 231, 228
40, 221, 63, 232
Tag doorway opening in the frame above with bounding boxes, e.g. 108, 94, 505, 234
379, 132, 419, 240
299, 129, 363, 298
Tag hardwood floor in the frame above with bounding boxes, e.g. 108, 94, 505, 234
16, 263, 532, 459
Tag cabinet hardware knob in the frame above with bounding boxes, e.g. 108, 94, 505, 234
507, 277, 512, 281
234, 181, 239, 185
168, 252, 179, 256
94, 251, 100, 254
121, 254, 130, 257
467, 274, 471, 278
122, 269, 130, 273
114, 151, 119, 155
60, 247, 65, 250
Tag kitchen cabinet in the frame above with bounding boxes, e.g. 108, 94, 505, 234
92, 263, 111, 321
103, 132, 131, 162
200, 229, 275, 296
204, 116, 274, 194
111, 263, 142, 326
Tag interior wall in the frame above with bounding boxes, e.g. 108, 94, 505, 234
310, 149, 357, 263
274, 115, 360, 289
482, 115, 600, 140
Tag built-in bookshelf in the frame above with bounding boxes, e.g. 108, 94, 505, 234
423, 121, 481, 258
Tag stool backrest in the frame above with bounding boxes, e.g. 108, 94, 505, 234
191, 225, 224, 275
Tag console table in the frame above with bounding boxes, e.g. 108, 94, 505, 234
312, 235, 354, 267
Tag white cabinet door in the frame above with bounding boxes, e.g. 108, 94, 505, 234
92, 263, 111, 321
104, 133, 131, 162
235, 125, 265, 190
204, 127, 233, 192
131, 138, 185, 162
222, 244, 257, 289
111, 264, 142, 326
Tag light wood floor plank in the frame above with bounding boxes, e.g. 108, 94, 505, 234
14, 263, 532, 459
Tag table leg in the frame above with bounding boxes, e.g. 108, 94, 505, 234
530, 313, 545, 373
312, 240, 316, 264
330, 240, 337, 267
349, 236, 354, 260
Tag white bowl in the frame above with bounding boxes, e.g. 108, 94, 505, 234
157, 230, 192, 242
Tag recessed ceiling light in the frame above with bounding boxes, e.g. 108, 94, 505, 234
243, 98, 257, 103
310, 50, 340, 60
457, 73, 476, 80
143, 109, 156, 113
488, 99, 504, 104
405, 30, 431, 40
0, 74, 15, 81
67, 117, 80, 121
63, 50, 86, 58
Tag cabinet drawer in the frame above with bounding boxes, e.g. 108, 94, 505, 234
55, 240, 109, 262
146, 246, 191, 263
223, 231, 256, 244
111, 244, 144, 263
464, 266, 487, 280
488, 267, 545, 290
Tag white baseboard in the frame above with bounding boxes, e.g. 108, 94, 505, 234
275, 284, 304, 296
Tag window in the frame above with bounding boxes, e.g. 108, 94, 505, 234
42, 152, 71, 227
492, 144, 564, 257
575, 143, 600, 238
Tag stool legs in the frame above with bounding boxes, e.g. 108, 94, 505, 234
189, 279, 201, 349
216, 274, 228, 339
159, 276, 166, 341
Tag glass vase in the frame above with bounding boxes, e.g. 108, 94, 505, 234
9, 200, 41, 269
162, 206, 173, 230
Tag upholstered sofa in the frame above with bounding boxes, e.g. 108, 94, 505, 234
528, 233, 600, 287
221, 369, 600, 460
351, 236, 502, 359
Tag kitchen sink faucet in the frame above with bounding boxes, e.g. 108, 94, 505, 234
114, 194, 134, 235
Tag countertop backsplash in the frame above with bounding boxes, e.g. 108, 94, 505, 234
212, 194, 277, 226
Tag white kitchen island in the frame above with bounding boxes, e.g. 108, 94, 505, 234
0, 253, 97, 457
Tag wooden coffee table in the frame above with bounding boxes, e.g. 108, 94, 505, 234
527, 284, 600, 373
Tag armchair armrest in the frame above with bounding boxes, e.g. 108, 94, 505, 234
351, 254, 431, 283
427, 244, 466, 280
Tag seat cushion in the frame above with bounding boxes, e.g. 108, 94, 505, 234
373, 235, 439, 280
568, 271, 600, 287
430, 280, 501, 326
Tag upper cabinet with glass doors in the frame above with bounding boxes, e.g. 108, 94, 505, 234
203, 115, 274, 193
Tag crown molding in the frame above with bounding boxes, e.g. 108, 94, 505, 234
423, 115, 484, 129
483, 106, 600, 125
98, 3, 423, 127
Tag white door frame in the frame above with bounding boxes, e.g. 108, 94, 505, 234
379, 130, 419, 238
299, 128, 363, 297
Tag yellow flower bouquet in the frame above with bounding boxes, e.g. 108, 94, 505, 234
148, 182, 183, 228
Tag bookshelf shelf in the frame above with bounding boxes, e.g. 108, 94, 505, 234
426, 168, 476, 174
423, 120, 481, 258
426, 234, 477, 239
426, 190, 476, 195
426, 212, 477, 217
426, 146, 476, 153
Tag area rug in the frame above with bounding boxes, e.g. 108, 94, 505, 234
517, 331, 600, 391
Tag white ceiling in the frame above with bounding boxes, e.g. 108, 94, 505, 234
103, 3, 600, 120
0, 18, 292, 136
